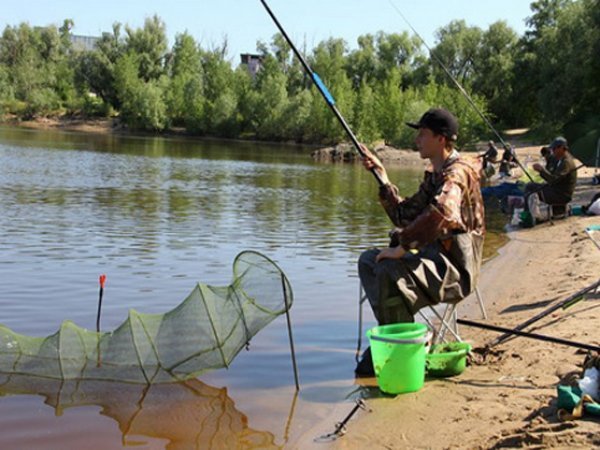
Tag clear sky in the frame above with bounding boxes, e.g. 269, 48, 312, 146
2, 0, 535, 64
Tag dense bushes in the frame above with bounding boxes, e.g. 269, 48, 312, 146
0, 1, 598, 147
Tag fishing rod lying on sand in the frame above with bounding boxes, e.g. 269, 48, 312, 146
259, 0, 385, 187
387, 0, 535, 184
488, 278, 600, 348
457, 318, 600, 353
458, 278, 600, 352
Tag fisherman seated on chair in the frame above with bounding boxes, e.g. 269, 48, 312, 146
478, 140, 499, 178
498, 145, 517, 177
355, 108, 485, 377
524, 137, 577, 220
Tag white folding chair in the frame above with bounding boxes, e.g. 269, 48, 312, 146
357, 283, 487, 358
418, 287, 487, 345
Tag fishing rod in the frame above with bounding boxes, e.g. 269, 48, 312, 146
387, 0, 536, 184
457, 318, 600, 353
488, 278, 600, 348
258, 0, 385, 187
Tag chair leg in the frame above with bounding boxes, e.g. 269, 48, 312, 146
418, 310, 440, 342
429, 304, 462, 344
436, 303, 454, 343
356, 284, 368, 362
475, 287, 488, 320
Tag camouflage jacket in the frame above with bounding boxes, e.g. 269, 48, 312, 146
379, 150, 485, 252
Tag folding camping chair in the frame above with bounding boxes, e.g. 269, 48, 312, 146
356, 283, 487, 361
417, 287, 488, 345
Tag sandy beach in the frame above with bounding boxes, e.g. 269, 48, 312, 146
298, 149, 600, 449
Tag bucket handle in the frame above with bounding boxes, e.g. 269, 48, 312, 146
370, 331, 432, 345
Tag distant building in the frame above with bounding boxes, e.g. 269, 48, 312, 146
70, 34, 100, 51
240, 53, 263, 78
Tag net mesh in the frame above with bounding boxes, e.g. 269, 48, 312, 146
0, 251, 293, 384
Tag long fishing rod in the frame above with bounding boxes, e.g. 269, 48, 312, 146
387, 0, 536, 184
488, 278, 600, 348
259, 0, 385, 187
457, 318, 600, 353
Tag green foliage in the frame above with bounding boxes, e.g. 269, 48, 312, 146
509, 0, 599, 132
253, 69, 290, 140
472, 21, 519, 126
0, 65, 14, 112
1, 3, 598, 147
114, 53, 168, 131
166, 32, 204, 128
431, 20, 483, 86
73, 24, 124, 109
26, 88, 62, 117
353, 80, 378, 143
0, 22, 78, 117
124, 15, 167, 82
281, 89, 313, 142
374, 68, 408, 145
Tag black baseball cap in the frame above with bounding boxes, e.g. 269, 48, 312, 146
406, 108, 459, 141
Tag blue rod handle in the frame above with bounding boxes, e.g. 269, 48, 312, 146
312, 73, 335, 106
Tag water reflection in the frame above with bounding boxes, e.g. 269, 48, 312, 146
0, 375, 278, 449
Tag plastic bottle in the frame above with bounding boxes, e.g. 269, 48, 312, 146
578, 367, 599, 401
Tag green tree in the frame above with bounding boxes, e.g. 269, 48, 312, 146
346, 34, 378, 87
535, 0, 595, 126
114, 52, 168, 131
74, 23, 124, 110
510, 0, 598, 132
375, 31, 420, 83
353, 80, 378, 143
249, 57, 290, 140
374, 68, 406, 145
124, 15, 168, 82
0, 22, 74, 117
201, 46, 238, 136
472, 21, 518, 126
280, 89, 313, 142
0, 65, 14, 112
305, 38, 355, 143
166, 32, 204, 127
430, 20, 483, 87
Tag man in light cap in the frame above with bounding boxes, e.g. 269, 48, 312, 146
525, 136, 577, 218
355, 107, 485, 376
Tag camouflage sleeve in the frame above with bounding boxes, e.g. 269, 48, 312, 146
378, 183, 403, 225
378, 178, 432, 227
397, 178, 465, 250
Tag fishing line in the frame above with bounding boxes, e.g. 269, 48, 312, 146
387, 0, 535, 183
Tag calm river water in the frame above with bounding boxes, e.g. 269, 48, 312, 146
0, 126, 505, 448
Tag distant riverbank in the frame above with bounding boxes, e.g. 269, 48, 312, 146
1, 116, 557, 169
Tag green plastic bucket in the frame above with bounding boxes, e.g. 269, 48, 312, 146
426, 342, 471, 377
367, 323, 431, 395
